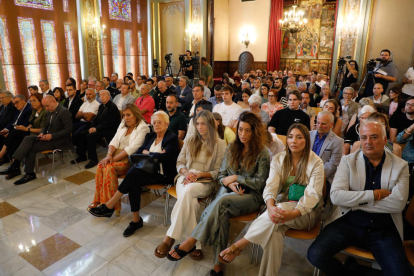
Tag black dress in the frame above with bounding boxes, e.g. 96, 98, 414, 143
341, 71, 357, 89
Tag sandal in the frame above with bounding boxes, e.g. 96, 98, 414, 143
154, 239, 175, 258
166, 244, 196, 261
210, 270, 223, 276
218, 244, 242, 264
189, 249, 203, 261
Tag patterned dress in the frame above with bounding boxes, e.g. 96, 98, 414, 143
261, 102, 284, 118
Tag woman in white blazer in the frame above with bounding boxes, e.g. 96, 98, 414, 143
155, 110, 226, 260
218, 123, 325, 276
88, 104, 149, 216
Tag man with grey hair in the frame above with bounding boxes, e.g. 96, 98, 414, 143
0, 95, 73, 184
73, 88, 100, 135
310, 111, 343, 190
72, 90, 121, 169
175, 76, 192, 105
341, 87, 359, 119
165, 76, 175, 90
39, 79, 53, 97
0, 91, 17, 133
308, 121, 411, 276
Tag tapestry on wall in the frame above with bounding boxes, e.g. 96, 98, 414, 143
109, 0, 131, 22
14, 0, 53, 10
279, 0, 335, 75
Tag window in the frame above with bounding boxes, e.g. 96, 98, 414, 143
0, 16, 16, 94
18, 17, 40, 86
111, 28, 121, 76
41, 20, 61, 88
14, 0, 53, 10
64, 22, 78, 81
124, 30, 134, 75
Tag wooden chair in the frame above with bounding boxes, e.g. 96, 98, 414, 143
230, 127, 237, 134
313, 107, 322, 116
35, 149, 81, 176
276, 134, 286, 146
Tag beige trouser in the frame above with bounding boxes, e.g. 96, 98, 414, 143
244, 202, 322, 276
166, 170, 214, 249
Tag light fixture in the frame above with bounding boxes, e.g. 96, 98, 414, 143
184, 23, 201, 47
88, 22, 107, 43
279, 1, 308, 34
241, 32, 250, 48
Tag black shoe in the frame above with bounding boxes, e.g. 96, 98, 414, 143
210, 270, 223, 276
123, 218, 143, 237
0, 156, 10, 166
6, 170, 21, 180
71, 156, 87, 164
88, 203, 114, 218
0, 165, 20, 176
85, 160, 98, 169
14, 173, 36, 185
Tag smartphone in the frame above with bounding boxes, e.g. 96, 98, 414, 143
235, 184, 241, 193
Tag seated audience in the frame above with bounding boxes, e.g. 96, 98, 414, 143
66, 77, 79, 95
135, 84, 155, 125
136, 75, 146, 92
251, 78, 261, 95
266, 131, 285, 160
88, 104, 150, 216
237, 88, 251, 109
307, 75, 321, 95
232, 76, 242, 94
265, 76, 274, 89
181, 85, 204, 120
0, 96, 72, 184
217, 123, 323, 276
213, 112, 236, 145
185, 100, 213, 140
346, 97, 375, 131
63, 84, 83, 122
273, 78, 286, 102
153, 81, 175, 111
369, 83, 390, 113
209, 85, 223, 108
308, 121, 411, 276
0, 91, 17, 132
129, 79, 141, 98
310, 111, 343, 195
78, 79, 88, 99
39, 79, 53, 97
388, 86, 403, 118
109, 73, 118, 88
165, 112, 269, 276
300, 91, 316, 119
199, 77, 211, 100
103, 77, 118, 99
146, 79, 157, 97
248, 94, 270, 125
165, 76, 175, 91
166, 95, 187, 140
175, 76, 193, 105
113, 83, 136, 111
0, 94, 32, 148
343, 105, 376, 155
260, 84, 270, 104
233, 82, 250, 103
316, 84, 332, 108
157, 111, 226, 260
268, 90, 310, 135
72, 90, 121, 169
213, 86, 242, 127
308, 84, 318, 107
341, 87, 359, 121
352, 112, 401, 157
390, 97, 414, 142
0, 93, 47, 165
73, 88, 100, 135
89, 112, 180, 236
53, 87, 66, 105
28, 85, 39, 97
319, 100, 343, 137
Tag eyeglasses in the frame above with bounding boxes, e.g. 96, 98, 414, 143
268, 95, 276, 97
128, 82, 133, 85
406, 103, 414, 108
343, 93, 353, 95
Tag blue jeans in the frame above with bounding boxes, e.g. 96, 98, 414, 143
307, 213, 411, 276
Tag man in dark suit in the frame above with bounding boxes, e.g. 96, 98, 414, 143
181, 85, 204, 121
0, 91, 16, 131
0, 96, 73, 185
175, 76, 193, 105
153, 81, 175, 111
72, 90, 121, 169
63, 83, 83, 122
39, 79, 54, 98
103, 76, 119, 99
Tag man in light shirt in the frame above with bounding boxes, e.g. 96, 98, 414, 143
252, 78, 261, 95
113, 83, 136, 111
403, 67, 414, 98
73, 88, 100, 136
212, 86, 242, 127
39, 80, 53, 97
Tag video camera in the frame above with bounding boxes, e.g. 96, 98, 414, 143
366, 58, 381, 72
165, 53, 172, 64
179, 54, 185, 62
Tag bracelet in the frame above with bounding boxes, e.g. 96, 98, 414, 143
107, 152, 112, 155
374, 189, 381, 200
404, 128, 412, 135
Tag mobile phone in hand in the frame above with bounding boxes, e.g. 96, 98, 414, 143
236, 184, 241, 193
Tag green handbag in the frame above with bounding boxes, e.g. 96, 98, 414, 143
288, 184, 306, 201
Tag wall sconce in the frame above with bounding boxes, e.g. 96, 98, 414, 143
241, 32, 250, 48
240, 26, 255, 48
88, 22, 107, 42
184, 22, 201, 50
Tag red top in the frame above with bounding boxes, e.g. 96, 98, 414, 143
135, 96, 155, 124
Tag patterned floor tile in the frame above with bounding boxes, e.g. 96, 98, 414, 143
64, 171, 96, 185
0, 201, 19, 218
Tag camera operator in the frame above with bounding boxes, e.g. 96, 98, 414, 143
182, 50, 194, 81
365, 49, 398, 97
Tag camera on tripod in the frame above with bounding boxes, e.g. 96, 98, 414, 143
165, 53, 172, 64
366, 58, 380, 72
179, 54, 185, 62
153, 59, 159, 69
338, 57, 347, 67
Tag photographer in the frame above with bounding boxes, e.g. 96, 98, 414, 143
365, 49, 398, 97
339, 59, 358, 99
182, 50, 194, 80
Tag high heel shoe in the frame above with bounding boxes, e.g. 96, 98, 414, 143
115, 210, 120, 217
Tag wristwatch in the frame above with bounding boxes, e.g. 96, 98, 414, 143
27, 127, 31, 133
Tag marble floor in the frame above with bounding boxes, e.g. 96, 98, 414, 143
0, 147, 327, 276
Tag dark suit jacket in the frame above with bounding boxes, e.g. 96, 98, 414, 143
175, 86, 193, 105
153, 89, 175, 111
181, 101, 194, 120
0, 103, 16, 130
307, 83, 321, 95
136, 130, 179, 183
106, 86, 120, 99
6, 103, 32, 131
41, 104, 73, 150
91, 100, 121, 134
63, 95, 83, 122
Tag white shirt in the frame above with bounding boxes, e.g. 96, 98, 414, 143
204, 86, 211, 100
252, 88, 261, 96
149, 140, 163, 174
316, 80, 326, 87
319, 99, 328, 108
79, 99, 100, 122
212, 102, 243, 126
403, 67, 414, 96
116, 95, 127, 110
189, 100, 197, 117
136, 83, 144, 92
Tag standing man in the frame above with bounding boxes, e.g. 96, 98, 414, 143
166, 95, 187, 140
268, 90, 311, 135
153, 81, 175, 111
63, 83, 83, 123
39, 80, 53, 97
365, 49, 398, 96
308, 121, 411, 276
201, 57, 213, 90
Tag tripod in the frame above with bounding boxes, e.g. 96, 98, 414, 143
153, 64, 159, 77
164, 60, 172, 76
175, 60, 185, 85
332, 64, 345, 98
357, 71, 376, 98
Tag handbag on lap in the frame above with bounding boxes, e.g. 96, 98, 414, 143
129, 154, 160, 174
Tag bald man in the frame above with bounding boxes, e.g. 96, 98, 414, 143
0, 96, 73, 185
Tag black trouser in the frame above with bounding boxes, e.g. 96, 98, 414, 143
72, 121, 91, 142
4, 129, 30, 158
117, 167, 168, 212
75, 129, 115, 161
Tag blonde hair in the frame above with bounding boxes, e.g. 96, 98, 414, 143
151, 111, 169, 124
186, 110, 217, 157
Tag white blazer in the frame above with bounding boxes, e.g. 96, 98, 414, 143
109, 120, 150, 156
263, 151, 325, 216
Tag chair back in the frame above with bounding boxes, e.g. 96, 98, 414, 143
230, 127, 237, 134
313, 107, 322, 115
277, 135, 286, 146
178, 139, 184, 151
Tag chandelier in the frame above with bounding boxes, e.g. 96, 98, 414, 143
279, 4, 308, 34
